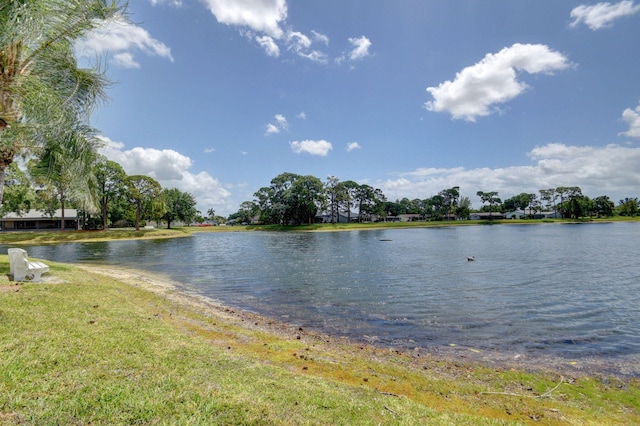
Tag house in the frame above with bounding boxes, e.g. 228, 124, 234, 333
1, 209, 80, 231
504, 210, 563, 219
398, 214, 423, 222
469, 212, 506, 220
316, 212, 360, 223
535, 211, 562, 219
505, 210, 527, 219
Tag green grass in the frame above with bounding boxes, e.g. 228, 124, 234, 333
245, 216, 639, 232
1, 258, 638, 425
0, 228, 191, 245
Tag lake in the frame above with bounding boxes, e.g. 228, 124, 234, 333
13, 222, 640, 376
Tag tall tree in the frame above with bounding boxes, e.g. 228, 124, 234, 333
127, 175, 162, 231
556, 186, 583, 218
325, 175, 341, 223
618, 197, 639, 217
28, 127, 101, 230
593, 195, 614, 217
339, 180, 359, 222
456, 196, 472, 219
93, 157, 127, 229
476, 191, 501, 220
539, 188, 558, 214
439, 186, 460, 220
289, 175, 325, 225
0, 0, 122, 206
163, 188, 197, 229
354, 184, 385, 222
233, 201, 258, 224
425, 194, 446, 220
268, 172, 300, 225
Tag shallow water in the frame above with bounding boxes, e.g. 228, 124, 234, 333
14, 222, 640, 375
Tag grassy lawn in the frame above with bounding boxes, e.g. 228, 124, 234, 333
0, 258, 638, 425
0, 228, 192, 245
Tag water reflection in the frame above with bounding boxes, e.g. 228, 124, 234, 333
9, 222, 640, 368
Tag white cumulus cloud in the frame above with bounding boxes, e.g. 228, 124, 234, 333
347, 36, 372, 61
284, 31, 328, 63
98, 136, 234, 214
290, 139, 333, 156
201, 0, 287, 39
150, 0, 184, 6
336, 35, 373, 64
570, 1, 640, 30
199, 0, 368, 64
265, 114, 288, 135
425, 43, 571, 122
621, 102, 640, 138
76, 15, 173, 68
376, 143, 640, 207
346, 142, 361, 152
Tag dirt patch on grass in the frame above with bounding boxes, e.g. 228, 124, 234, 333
0, 284, 20, 293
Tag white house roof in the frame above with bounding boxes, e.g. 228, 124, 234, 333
1, 209, 78, 220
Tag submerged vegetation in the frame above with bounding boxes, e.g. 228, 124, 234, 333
1, 259, 638, 425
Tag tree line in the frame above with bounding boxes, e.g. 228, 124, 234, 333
2, 158, 200, 230
231, 173, 639, 225
229, 174, 470, 225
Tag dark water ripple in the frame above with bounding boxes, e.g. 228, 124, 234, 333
12, 222, 640, 375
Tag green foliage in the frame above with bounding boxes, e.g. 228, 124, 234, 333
618, 197, 639, 217
476, 191, 501, 218
0, 0, 123, 205
163, 188, 197, 228
253, 172, 326, 225
0, 163, 34, 216
94, 157, 128, 229
126, 175, 162, 231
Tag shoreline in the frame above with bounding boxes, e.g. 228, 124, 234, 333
6, 263, 640, 423
74, 264, 640, 380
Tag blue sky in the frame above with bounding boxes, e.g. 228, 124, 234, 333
77, 0, 640, 215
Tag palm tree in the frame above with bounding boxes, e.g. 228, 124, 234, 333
29, 125, 102, 229
0, 0, 123, 206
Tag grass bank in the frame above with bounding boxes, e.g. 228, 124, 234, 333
1, 259, 638, 425
0, 228, 192, 245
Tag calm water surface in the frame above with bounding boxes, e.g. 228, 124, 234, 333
15, 222, 640, 374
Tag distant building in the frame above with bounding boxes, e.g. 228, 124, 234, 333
1, 209, 80, 231
316, 212, 360, 223
504, 210, 562, 219
469, 212, 506, 220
